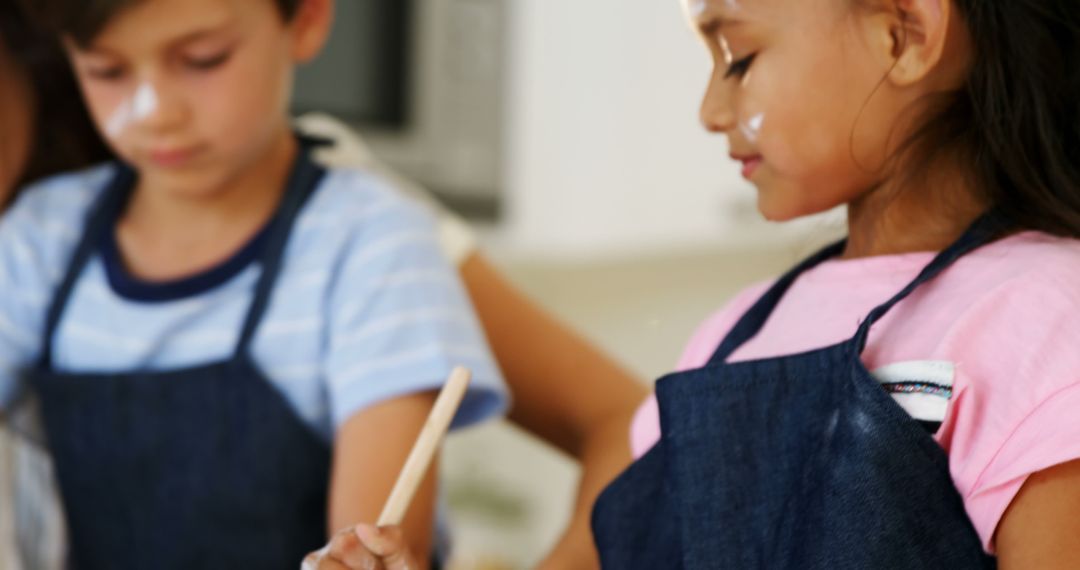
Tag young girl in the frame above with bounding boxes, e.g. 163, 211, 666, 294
318, 0, 1080, 567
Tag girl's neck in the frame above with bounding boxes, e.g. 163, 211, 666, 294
844, 160, 988, 259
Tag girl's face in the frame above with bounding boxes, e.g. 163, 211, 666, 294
0, 39, 34, 204
686, 0, 919, 221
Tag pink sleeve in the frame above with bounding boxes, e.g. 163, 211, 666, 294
956, 382, 1080, 553
937, 275, 1080, 553
629, 394, 661, 459
628, 282, 772, 459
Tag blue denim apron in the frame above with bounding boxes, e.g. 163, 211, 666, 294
593, 216, 1001, 569
24, 141, 332, 569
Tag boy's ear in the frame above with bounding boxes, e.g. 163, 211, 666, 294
290, 0, 334, 64
866, 0, 954, 87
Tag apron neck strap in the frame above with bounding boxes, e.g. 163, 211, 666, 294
848, 210, 1008, 354
707, 210, 1008, 366
708, 239, 847, 364
39, 166, 136, 369
232, 138, 327, 359
37, 136, 328, 369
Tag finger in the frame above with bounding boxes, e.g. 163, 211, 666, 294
301, 545, 329, 570
328, 527, 384, 570
315, 557, 352, 570
299, 545, 352, 570
355, 525, 418, 570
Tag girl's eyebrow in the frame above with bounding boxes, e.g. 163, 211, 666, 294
693, 13, 744, 36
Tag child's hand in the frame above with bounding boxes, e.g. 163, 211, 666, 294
302, 524, 419, 570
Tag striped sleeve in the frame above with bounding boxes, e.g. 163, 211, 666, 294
324, 190, 507, 431
0, 212, 39, 412
0, 173, 102, 412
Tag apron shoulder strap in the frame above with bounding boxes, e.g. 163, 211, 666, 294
848, 210, 1009, 355
233, 140, 328, 358
708, 240, 847, 365
38, 164, 136, 369
707, 210, 1008, 367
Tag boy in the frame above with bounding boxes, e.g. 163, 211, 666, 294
0, 0, 506, 567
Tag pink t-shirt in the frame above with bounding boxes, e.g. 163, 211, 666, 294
629, 231, 1080, 554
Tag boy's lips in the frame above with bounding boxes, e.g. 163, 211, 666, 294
730, 152, 763, 179
147, 145, 204, 168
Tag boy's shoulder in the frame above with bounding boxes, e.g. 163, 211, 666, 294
1, 164, 116, 253
304, 166, 438, 236
7, 163, 115, 226
0, 164, 116, 291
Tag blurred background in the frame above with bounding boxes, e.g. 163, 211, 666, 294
291, 0, 845, 567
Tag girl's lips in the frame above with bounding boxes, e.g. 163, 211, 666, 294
731, 153, 763, 179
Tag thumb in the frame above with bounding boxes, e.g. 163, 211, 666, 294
355, 524, 418, 570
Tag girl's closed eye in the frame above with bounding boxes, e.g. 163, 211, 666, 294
725, 53, 756, 80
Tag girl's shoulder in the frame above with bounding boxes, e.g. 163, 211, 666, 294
955, 230, 1080, 299
676, 280, 775, 371
979, 229, 1080, 263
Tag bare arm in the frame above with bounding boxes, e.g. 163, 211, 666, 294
459, 254, 647, 568
996, 458, 1080, 569
326, 391, 439, 567
310, 253, 646, 570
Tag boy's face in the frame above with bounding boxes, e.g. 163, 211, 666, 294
66, 0, 330, 194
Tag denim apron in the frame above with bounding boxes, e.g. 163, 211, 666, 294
24, 142, 332, 569
592, 215, 1001, 569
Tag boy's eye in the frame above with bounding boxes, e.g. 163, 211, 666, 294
86, 65, 128, 81
184, 50, 232, 71
724, 53, 756, 80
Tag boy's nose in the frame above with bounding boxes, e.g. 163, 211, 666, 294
699, 70, 736, 134
131, 79, 186, 133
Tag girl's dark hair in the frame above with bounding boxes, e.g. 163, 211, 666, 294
25, 0, 303, 47
0, 0, 110, 204
902, 1, 1080, 237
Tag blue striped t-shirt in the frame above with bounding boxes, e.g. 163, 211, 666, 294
0, 164, 508, 442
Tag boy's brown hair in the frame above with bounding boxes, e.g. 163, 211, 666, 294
25, 0, 303, 46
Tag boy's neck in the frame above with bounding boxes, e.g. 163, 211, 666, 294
116, 125, 299, 282
844, 159, 989, 260
130, 127, 298, 230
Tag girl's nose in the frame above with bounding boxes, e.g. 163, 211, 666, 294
699, 69, 736, 134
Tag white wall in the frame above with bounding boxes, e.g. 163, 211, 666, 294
501, 0, 829, 260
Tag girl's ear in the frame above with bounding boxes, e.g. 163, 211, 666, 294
290, 0, 334, 64
865, 0, 956, 87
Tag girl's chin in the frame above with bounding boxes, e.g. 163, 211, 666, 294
754, 185, 802, 222
754, 185, 837, 223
